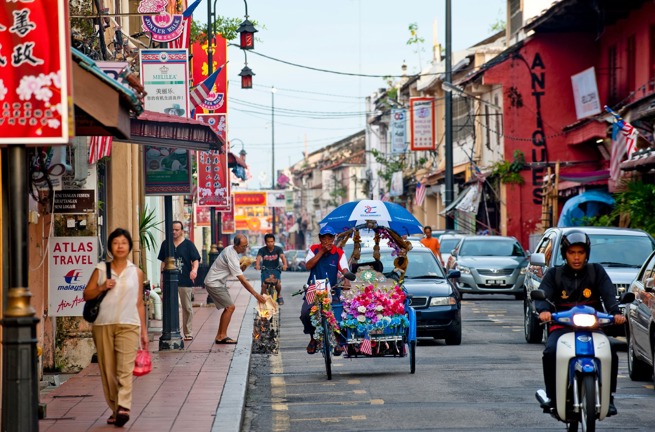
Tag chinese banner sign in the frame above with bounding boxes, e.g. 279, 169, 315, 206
196, 150, 230, 209
49, 237, 98, 317
410, 97, 435, 151
0, 0, 73, 144
195, 113, 226, 143
221, 196, 235, 234
195, 204, 211, 227
190, 36, 227, 114
234, 191, 267, 206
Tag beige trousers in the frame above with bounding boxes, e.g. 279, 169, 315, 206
179, 286, 193, 337
92, 324, 140, 413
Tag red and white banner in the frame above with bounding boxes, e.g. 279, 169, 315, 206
0, 0, 73, 144
88, 136, 113, 164
410, 97, 436, 151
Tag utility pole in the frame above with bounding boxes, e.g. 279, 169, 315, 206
271, 86, 276, 235
444, 0, 454, 230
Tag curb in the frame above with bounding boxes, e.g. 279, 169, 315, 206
212, 295, 255, 432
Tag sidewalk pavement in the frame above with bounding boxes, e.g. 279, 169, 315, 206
39, 278, 257, 432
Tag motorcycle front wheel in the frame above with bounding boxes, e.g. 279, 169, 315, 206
580, 375, 596, 432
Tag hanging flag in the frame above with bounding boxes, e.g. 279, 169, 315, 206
606, 105, 638, 184
88, 136, 113, 165
360, 334, 372, 355
415, 182, 426, 206
189, 65, 224, 109
171, 0, 203, 49
305, 284, 316, 304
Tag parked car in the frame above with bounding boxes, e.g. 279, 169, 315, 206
285, 250, 298, 271
446, 235, 529, 299
523, 227, 655, 343
357, 247, 462, 344
291, 249, 307, 272
625, 249, 655, 383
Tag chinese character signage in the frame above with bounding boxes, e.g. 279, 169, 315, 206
234, 191, 267, 206
410, 97, 435, 151
221, 196, 235, 234
49, 237, 98, 317
391, 108, 407, 154
140, 49, 189, 116
0, 0, 73, 144
196, 150, 229, 209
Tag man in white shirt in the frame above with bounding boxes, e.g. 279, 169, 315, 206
204, 234, 266, 344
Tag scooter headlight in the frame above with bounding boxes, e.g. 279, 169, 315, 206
572, 313, 597, 328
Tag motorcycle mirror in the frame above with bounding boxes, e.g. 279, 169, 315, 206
530, 290, 546, 301
620, 292, 635, 304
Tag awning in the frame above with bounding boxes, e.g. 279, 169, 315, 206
563, 118, 607, 146
228, 152, 247, 168
71, 48, 143, 139
620, 150, 655, 171
115, 110, 225, 152
440, 185, 472, 214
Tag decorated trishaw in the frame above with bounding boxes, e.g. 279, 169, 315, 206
301, 200, 422, 380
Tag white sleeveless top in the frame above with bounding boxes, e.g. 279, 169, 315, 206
93, 260, 141, 326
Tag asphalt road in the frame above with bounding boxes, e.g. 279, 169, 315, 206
241, 270, 655, 431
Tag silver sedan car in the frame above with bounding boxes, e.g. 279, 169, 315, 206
447, 236, 529, 299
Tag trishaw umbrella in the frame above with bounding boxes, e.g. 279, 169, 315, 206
319, 200, 423, 235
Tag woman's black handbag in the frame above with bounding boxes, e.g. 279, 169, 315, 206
83, 262, 111, 323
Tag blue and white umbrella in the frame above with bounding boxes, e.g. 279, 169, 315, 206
319, 200, 423, 235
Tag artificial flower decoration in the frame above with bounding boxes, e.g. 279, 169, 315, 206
308, 288, 341, 343
339, 283, 409, 335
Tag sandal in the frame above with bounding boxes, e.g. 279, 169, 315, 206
306, 339, 317, 355
277, 297, 284, 305
184, 335, 193, 341
107, 415, 116, 425
114, 407, 130, 427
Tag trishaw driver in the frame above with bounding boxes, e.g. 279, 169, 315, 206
300, 225, 354, 355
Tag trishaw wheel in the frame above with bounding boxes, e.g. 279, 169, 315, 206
322, 317, 332, 380
409, 340, 416, 374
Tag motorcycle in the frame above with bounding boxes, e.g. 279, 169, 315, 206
530, 289, 634, 432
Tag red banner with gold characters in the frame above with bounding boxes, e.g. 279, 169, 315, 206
196, 150, 230, 210
221, 196, 235, 234
0, 0, 73, 144
190, 35, 227, 115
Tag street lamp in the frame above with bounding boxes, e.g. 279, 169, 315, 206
237, 1, 258, 50
271, 86, 276, 235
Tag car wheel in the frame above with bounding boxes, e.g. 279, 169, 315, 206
445, 312, 462, 346
524, 300, 542, 344
627, 334, 652, 381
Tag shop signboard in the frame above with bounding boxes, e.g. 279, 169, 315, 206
0, 0, 73, 144
410, 97, 436, 151
48, 237, 98, 317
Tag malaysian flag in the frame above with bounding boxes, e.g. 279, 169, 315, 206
606, 106, 638, 184
170, 0, 203, 49
88, 136, 113, 165
189, 65, 224, 110
360, 334, 372, 355
415, 182, 426, 206
305, 284, 316, 304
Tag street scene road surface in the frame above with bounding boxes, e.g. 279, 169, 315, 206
242, 270, 655, 432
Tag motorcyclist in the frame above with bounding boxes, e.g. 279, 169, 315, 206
535, 230, 625, 416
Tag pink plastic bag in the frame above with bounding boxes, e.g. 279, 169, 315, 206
133, 349, 152, 376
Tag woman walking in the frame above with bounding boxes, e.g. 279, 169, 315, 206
83, 228, 148, 427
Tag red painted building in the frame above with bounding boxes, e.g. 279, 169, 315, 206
465, 0, 655, 248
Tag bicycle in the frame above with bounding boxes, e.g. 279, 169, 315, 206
261, 266, 283, 305
293, 280, 349, 380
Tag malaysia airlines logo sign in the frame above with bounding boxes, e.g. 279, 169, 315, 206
63, 269, 83, 284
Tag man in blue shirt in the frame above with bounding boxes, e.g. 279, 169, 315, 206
300, 225, 354, 354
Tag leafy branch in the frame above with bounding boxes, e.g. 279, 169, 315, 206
370, 149, 406, 188
490, 150, 526, 185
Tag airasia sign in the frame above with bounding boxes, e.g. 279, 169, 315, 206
0, 0, 72, 144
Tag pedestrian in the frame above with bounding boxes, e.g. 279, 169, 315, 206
157, 220, 201, 341
255, 233, 288, 305
300, 225, 355, 355
83, 228, 148, 428
420, 226, 444, 266
204, 233, 266, 344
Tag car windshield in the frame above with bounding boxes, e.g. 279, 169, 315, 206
440, 238, 462, 253
554, 234, 655, 267
296, 250, 306, 259
460, 239, 525, 257
359, 250, 446, 279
